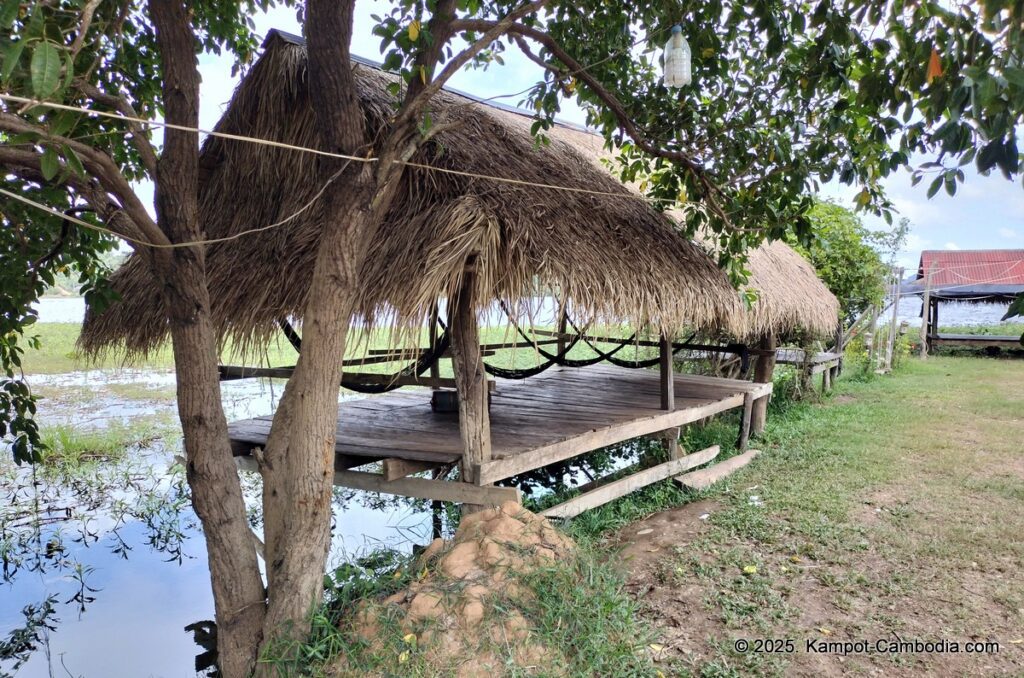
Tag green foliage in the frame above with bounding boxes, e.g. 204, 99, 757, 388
790, 201, 896, 324
1002, 293, 1024, 345
0, 0, 291, 463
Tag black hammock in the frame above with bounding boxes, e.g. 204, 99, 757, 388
277, 318, 452, 394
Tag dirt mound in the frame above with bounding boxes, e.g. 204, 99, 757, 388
332, 501, 574, 677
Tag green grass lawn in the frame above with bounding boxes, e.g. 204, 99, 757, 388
581, 356, 1024, 676
20, 322, 662, 375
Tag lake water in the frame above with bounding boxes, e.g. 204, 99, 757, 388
37, 295, 1016, 330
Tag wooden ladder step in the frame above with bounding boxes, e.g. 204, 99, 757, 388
540, 445, 720, 520
675, 449, 761, 490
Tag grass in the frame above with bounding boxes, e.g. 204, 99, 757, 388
936, 321, 1024, 336
37, 416, 178, 469
566, 355, 1024, 676
20, 322, 663, 376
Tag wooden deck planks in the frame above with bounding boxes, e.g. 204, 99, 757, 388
227, 365, 771, 484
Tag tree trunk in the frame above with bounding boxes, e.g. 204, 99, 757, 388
750, 333, 776, 435
449, 257, 492, 513
148, 1, 266, 675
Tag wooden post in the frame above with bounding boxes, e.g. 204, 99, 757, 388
556, 299, 568, 356
750, 333, 776, 435
919, 267, 933, 359
428, 302, 440, 389
659, 334, 674, 411
449, 257, 492, 494
659, 333, 680, 459
737, 392, 754, 451
886, 267, 902, 371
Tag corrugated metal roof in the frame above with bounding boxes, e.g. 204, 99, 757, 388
917, 249, 1024, 287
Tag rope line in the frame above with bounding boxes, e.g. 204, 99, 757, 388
0, 93, 686, 207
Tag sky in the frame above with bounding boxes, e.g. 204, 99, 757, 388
183, 4, 1022, 273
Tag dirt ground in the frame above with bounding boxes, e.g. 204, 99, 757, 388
610, 357, 1024, 677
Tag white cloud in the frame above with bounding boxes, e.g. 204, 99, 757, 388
944, 242, 961, 250
999, 227, 1019, 239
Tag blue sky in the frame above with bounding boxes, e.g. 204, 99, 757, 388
190, 5, 1023, 273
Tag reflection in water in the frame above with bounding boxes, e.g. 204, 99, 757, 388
0, 439, 437, 677
3, 357, 648, 676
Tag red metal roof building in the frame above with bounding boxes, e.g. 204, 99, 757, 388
904, 249, 1024, 301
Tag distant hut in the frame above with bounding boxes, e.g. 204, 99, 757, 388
727, 240, 840, 431
81, 30, 776, 515
544, 124, 841, 432
902, 249, 1024, 352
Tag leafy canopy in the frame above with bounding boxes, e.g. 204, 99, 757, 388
2, 0, 1023, 464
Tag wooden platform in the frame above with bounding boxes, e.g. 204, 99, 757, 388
775, 348, 843, 374
930, 334, 1023, 350
229, 364, 771, 498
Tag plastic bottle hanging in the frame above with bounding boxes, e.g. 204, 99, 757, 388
663, 24, 691, 88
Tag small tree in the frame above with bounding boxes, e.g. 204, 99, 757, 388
792, 201, 908, 324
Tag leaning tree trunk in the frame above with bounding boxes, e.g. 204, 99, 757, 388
148, 1, 266, 675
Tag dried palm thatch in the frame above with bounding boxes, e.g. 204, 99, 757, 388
544, 124, 840, 340
80, 30, 746, 358
732, 240, 840, 339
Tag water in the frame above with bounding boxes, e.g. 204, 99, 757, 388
893, 297, 1012, 328
1, 370, 438, 677
39, 295, 1017, 332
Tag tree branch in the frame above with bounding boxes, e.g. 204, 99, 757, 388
0, 145, 157, 250
395, 0, 549, 129
74, 80, 159, 176
0, 112, 167, 247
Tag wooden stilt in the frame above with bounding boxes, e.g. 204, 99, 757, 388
659, 333, 680, 458
449, 257, 492, 495
749, 334, 776, 435
737, 391, 754, 450
428, 302, 440, 388
556, 299, 568, 356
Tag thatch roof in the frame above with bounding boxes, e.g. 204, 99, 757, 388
542, 124, 840, 340
80, 30, 747, 356
736, 240, 840, 338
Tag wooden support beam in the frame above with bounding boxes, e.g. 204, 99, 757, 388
540, 445, 720, 519
474, 393, 746, 485
920, 266, 933, 359
428, 303, 441, 388
236, 456, 517, 504
659, 334, 675, 411
676, 449, 761, 490
749, 334, 776, 436
450, 256, 492, 487
556, 300, 568, 356
737, 392, 754, 451
220, 364, 494, 391
382, 458, 446, 482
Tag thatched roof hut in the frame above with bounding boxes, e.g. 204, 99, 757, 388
729, 240, 839, 339
543, 125, 840, 340
80, 30, 748, 357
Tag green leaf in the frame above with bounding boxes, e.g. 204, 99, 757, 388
29, 40, 61, 98
0, 0, 19, 28
39, 145, 59, 180
926, 175, 942, 198
1, 37, 25, 83
61, 144, 84, 179
1002, 293, 1024, 321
